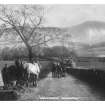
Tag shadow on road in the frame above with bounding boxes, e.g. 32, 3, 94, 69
39, 61, 52, 80
67, 68, 105, 100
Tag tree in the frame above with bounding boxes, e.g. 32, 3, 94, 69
0, 5, 52, 62
1, 47, 11, 60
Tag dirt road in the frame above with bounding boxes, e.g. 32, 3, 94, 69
18, 73, 105, 101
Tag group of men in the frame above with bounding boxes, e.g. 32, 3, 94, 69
52, 57, 73, 78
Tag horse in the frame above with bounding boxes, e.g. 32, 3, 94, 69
2, 59, 26, 89
22, 61, 41, 87
14, 59, 27, 85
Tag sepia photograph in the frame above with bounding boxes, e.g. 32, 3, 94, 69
0, 4, 105, 101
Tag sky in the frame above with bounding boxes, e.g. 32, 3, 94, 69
44, 5, 105, 27
43, 5, 105, 50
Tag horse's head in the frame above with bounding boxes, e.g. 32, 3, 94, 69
33, 61, 36, 66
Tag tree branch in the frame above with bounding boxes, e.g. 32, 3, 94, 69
27, 16, 42, 42
31, 37, 57, 47
0, 17, 13, 26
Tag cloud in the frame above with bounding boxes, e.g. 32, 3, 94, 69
44, 5, 105, 27
88, 28, 105, 45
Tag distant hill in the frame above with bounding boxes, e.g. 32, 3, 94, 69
68, 21, 105, 44
67, 21, 105, 57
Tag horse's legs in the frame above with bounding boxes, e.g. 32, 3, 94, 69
26, 80, 28, 87
52, 71, 54, 77
33, 75, 35, 86
58, 71, 60, 78
26, 73, 30, 87
3, 82, 8, 90
35, 75, 38, 87
56, 67, 58, 78
25, 73, 28, 87
59, 69, 61, 78
59, 68, 61, 78
56, 69, 58, 78
54, 70, 56, 78
60, 69, 63, 77
52, 71, 55, 78
33, 75, 37, 87
60, 69, 62, 78
24, 72, 28, 87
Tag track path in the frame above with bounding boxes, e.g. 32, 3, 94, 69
18, 73, 105, 101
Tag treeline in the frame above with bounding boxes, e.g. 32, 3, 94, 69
0, 46, 76, 60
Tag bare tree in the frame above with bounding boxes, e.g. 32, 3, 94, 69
0, 5, 53, 61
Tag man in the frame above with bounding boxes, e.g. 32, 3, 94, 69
56, 61, 62, 78
51, 61, 57, 78
1, 64, 8, 89
60, 56, 66, 77
15, 58, 20, 68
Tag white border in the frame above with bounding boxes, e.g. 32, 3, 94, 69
1, 101, 105, 105
0, 0, 105, 4
0, 1, 105, 105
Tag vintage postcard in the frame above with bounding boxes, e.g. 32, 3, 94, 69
0, 4, 105, 101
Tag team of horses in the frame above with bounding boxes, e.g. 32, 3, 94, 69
1, 59, 41, 89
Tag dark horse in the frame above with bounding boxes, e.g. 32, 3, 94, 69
14, 59, 27, 85
2, 64, 18, 89
1, 59, 27, 89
